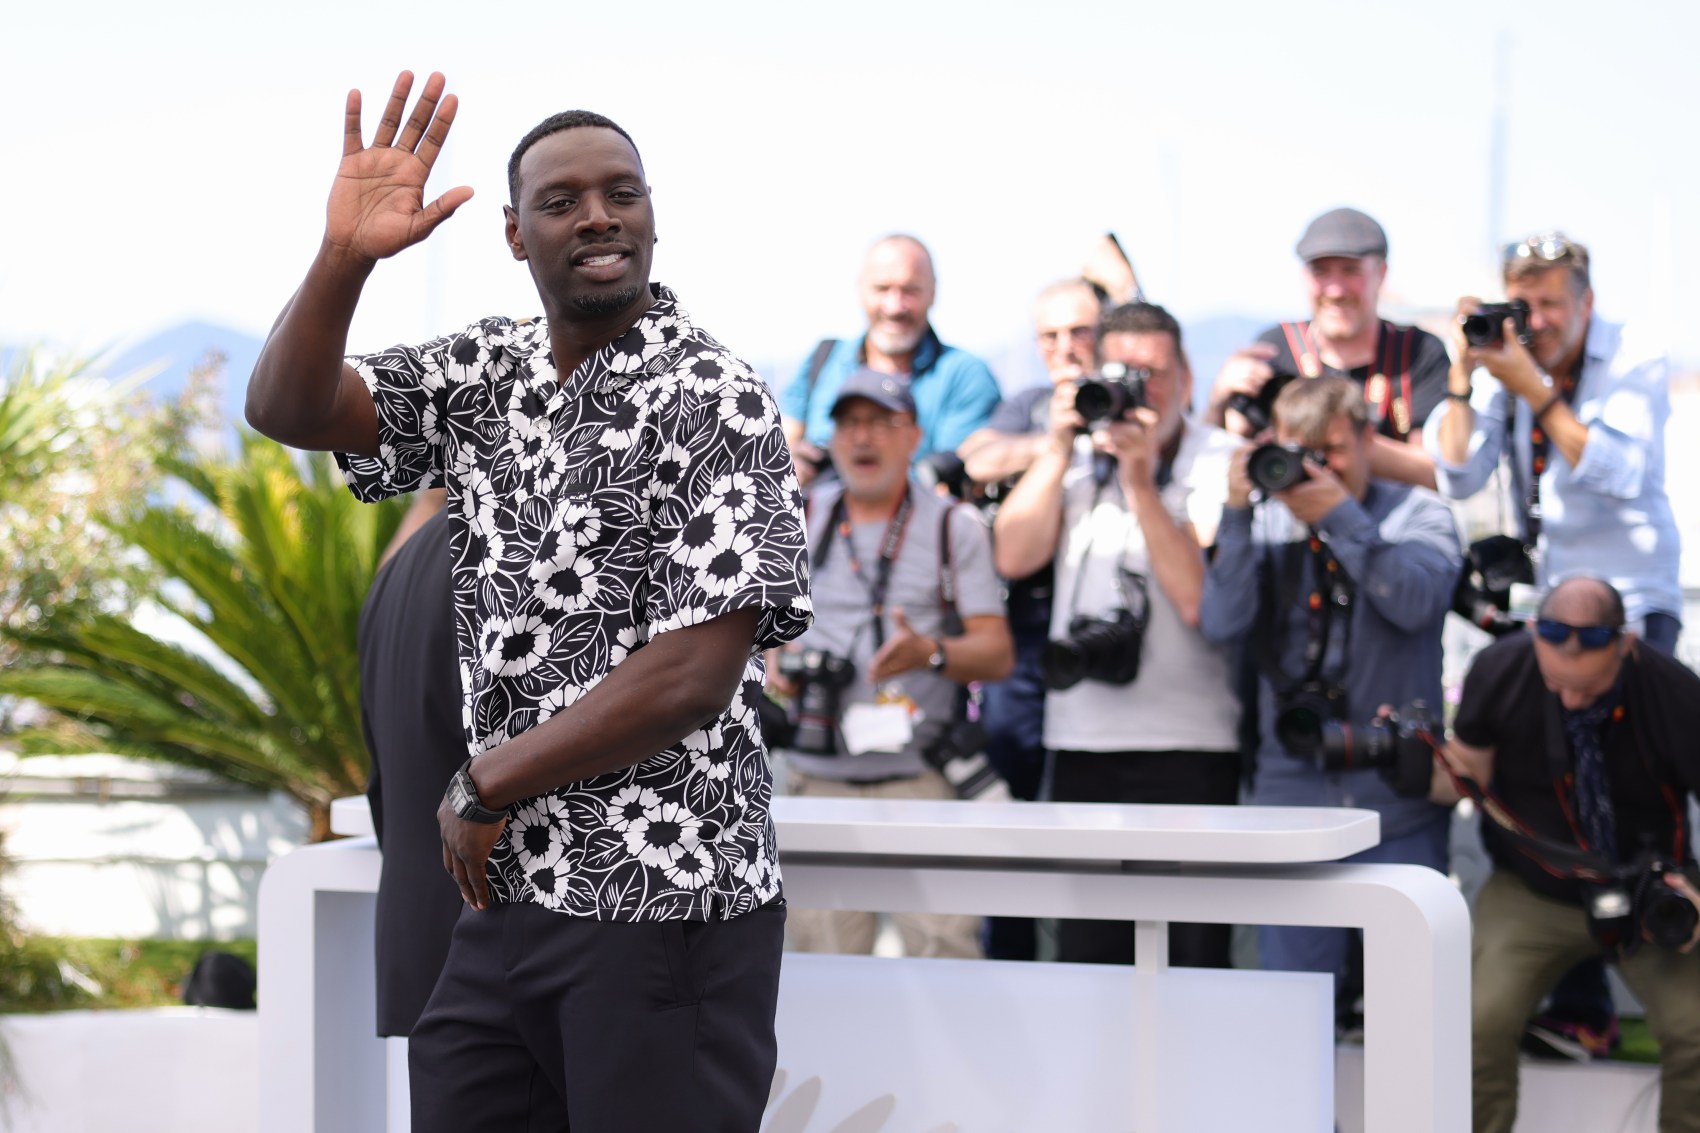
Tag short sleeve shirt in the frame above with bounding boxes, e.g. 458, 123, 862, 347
337, 285, 814, 922
1256, 320, 1450, 439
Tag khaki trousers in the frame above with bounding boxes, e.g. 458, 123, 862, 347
783, 768, 983, 959
1472, 869, 1700, 1133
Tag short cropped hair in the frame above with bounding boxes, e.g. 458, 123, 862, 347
1273, 375, 1369, 444
1503, 233, 1591, 296
508, 111, 641, 203
1096, 301, 1185, 361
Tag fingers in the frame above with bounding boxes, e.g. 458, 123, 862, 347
413, 185, 477, 241
396, 73, 445, 153
415, 92, 460, 170
371, 71, 415, 148
343, 89, 364, 158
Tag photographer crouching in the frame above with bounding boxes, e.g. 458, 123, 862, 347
1433, 577, 1700, 1133
994, 301, 1244, 968
772, 369, 1014, 958
1200, 376, 1462, 1020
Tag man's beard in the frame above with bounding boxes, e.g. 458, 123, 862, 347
867, 321, 924, 357
571, 285, 643, 316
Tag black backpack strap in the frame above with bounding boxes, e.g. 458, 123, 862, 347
797, 338, 839, 422
937, 502, 965, 635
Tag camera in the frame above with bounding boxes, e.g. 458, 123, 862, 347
1281, 696, 1439, 800
912, 716, 1011, 801
915, 450, 971, 501
1073, 362, 1151, 425
1451, 534, 1536, 636
1041, 608, 1146, 691
1246, 441, 1324, 494
1460, 299, 1532, 348
1585, 854, 1700, 955
1224, 368, 1298, 435
777, 649, 856, 755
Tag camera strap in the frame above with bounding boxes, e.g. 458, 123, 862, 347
813, 486, 916, 650
1523, 360, 1583, 543
1059, 476, 1154, 634
795, 338, 840, 427
1279, 320, 1416, 441
1253, 531, 1353, 706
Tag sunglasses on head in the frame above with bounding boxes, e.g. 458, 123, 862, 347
1534, 618, 1620, 650
1504, 232, 1590, 273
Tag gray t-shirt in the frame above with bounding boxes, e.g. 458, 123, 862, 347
784, 484, 1006, 781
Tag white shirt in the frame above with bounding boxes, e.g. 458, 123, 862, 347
1043, 418, 1242, 753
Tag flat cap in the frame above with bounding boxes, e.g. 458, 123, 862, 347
1296, 207, 1388, 261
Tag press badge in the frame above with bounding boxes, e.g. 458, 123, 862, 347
840, 702, 914, 757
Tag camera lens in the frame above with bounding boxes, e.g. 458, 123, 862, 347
1461, 314, 1500, 347
1640, 881, 1700, 951
1247, 443, 1310, 493
1073, 379, 1121, 424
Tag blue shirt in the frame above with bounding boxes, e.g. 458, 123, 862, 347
1200, 483, 1461, 840
779, 327, 1002, 462
1424, 315, 1681, 624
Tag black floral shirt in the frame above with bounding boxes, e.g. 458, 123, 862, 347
337, 285, 812, 921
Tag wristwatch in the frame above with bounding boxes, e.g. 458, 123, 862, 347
927, 640, 949, 673
446, 759, 507, 824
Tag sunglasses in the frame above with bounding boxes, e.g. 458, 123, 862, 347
1534, 619, 1620, 650
1504, 232, 1590, 273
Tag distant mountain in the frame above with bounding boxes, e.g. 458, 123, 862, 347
105, 321, 264, 430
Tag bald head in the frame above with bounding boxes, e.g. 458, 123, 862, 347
859, 235, 936, 361
1538, 577, 1626, 629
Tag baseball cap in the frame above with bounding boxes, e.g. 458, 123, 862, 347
829, 368, 916, 418
1296, 207, 1388, 261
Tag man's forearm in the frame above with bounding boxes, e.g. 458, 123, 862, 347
992, 445, 1070, 579
1128, 482, 1206, 626
246, 240, 379, 453
1369, 434, 1437, 490
1435, 367, 1476, 467
469, 608, 759, 809
934, 617, 1014, 684
960, 429, 1048, 484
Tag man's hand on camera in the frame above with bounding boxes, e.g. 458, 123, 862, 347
1455, 294, 1547, 404
1661, 873, 1700, 953
867, 608, 934, 683
1096, 407, 1161, 491
1226, 445, 1256, 509
1209, 344, 1278, 432
1275, 461, 1350, 527
1047, 382, 1086, 453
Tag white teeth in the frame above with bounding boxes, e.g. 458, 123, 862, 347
581, 254, 623, 267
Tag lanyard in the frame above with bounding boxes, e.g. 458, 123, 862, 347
1524, 354, 1583, 543
1280, 320, 1415, 439
813, 487, 915, 650
1299, 533, 1354, 686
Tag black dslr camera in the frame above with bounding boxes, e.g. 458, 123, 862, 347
777, 649, 855, 755
1073, 362, 1151, 425
1452, 534, 1536, 636
1225, 368, 1298, 435
911, 716, 1010, 801
1586, 853, 1700, 955
1460, 299, 1532, 348
1280, 695, 1439, 800
1246, 441, 1325, 494
1040, 608, 1146, 691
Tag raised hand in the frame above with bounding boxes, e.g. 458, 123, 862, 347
326, 71, 474, 265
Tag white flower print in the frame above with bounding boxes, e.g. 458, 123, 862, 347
646, 442, 693, 501
554, 500, 604, 548
537, 681, 586, 724
505, 410, 553, 475
664, 845, 714, 891
669, 512, 735, 571
695, 529, 759, 599
531, 548, 599, 612
702, 472, 759, 524
684, 724, 732, 780
509, 796, 572, 871
599, 398, 648, 451
479, 612, 552, 678
623, 800, 702, 869
605, 784, 662, 832
458, 466, 500, 537
717, 380, 776, 438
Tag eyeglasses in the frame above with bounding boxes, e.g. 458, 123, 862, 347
833, 414, 907, 436
1504, 232, 1590, 274
1037, 326, 1096, 347
1534, 619, 1620, 650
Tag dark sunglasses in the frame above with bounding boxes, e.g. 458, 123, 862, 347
1534, 618, 1620, 650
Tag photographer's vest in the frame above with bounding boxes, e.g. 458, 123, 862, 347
1277, 320, 1420, 441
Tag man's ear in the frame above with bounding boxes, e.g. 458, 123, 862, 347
503, 205, 528, 262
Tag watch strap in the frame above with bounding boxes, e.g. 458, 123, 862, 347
449, 759, 507, 824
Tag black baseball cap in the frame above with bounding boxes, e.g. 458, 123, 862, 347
829, 368, 916, 418
1296, 207, 1388, 261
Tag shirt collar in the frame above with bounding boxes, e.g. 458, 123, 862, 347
541, 283, 691, 398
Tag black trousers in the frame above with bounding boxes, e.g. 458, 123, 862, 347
409, 899, 785, 1133
1049, 749, 1241, 968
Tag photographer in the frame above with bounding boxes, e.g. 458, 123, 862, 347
774, 370, 1014, 958
994, 301, 1244, 968
1205, 207, 1448, 489
1433, 577, 1700, 1133
1200, 376, 1461, 1011
1427, 232, 1682, 654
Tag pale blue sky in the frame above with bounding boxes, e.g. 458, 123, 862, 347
4, 0, 1696, 385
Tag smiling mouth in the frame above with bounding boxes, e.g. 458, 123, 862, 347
580, 253, 626, 268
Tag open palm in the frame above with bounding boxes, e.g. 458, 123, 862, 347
325, 71, 473, 263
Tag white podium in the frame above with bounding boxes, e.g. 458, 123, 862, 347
258, 797, 1468, 1132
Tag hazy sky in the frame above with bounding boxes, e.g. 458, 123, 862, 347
4, 0, 1696, 387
